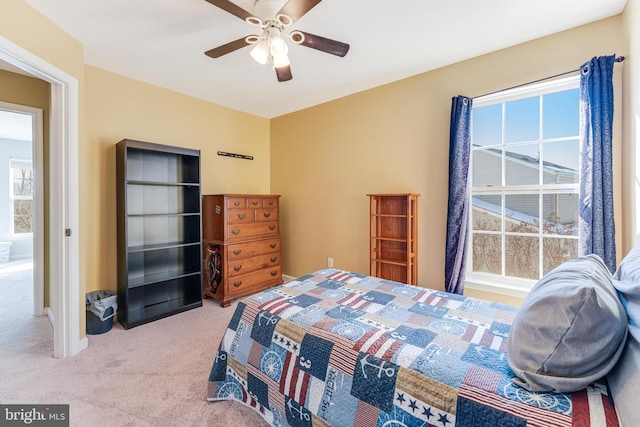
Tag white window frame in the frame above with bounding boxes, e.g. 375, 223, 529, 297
9, 157, 33, 237
465, 75, 580, 297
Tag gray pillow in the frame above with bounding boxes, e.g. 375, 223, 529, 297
607, 279, 640, 427
507, 254, 628, 393
608, 245, 640, 427
614, 243, 640, 283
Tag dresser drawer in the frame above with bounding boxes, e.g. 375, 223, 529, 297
226, 266, 282, 297
227, 208, 254, 224
262, 198, 279, 208
227, 197, 246, 208
247, 198, 263, 208
227, 221, 278, 240
228, 253, 281, 278
256, 208, 278, 222
228, 238, 280, 260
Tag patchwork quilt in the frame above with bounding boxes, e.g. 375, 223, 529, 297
207, 269, 619, 426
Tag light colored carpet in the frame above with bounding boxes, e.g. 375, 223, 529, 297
0, 261, 269, 426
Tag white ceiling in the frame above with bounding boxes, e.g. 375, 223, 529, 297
22, 0, 627, 118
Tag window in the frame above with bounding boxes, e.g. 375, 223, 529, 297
10, 158, 33, 235
469, 77, 579, 290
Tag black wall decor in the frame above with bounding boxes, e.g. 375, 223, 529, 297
217, 151, 253, 160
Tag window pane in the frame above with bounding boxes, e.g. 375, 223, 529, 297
472, 195, 502, 231
472, 148, 502, 186
543, 237, 578, 275
469, 79, 579, 284
506, 235, 539, 279
543, 89, 579, 139
506, 97, 539, 143
543, 193, 578, 235
505, 194, 538, 233
13, 200, 32, 234
12, 168, 33, 197
505, 143, 540, 185
472, 233, 501, 274
542, 139, 579, 183
472, 104, 502, 147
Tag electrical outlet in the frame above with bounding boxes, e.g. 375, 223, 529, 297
327, 257, 334, 268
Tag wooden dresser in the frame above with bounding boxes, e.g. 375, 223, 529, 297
201, 194, 282, 307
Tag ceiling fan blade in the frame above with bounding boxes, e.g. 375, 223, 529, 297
275, 65, 293, 82
205, 37, 251, 58
278, 0, 323, 23
204, 0, 254, 21
290, 31, 349, 57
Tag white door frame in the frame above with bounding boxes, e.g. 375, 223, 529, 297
0, 101, 44, 317
0, 36, 84, 358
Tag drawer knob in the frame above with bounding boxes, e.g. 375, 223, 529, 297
234, 202, 240, 207
233, 249, 242, 256
267, 201, 274, 206
233, 281, 242, 287
263, 212, 271, 218
238, 213, 246, 220
270, 271, 277, 277
270, 243, 277, 249
269, 225, 276, 231
251, 201, 258, 206
232, 229, 240, 235
270, 257, 278, 263
234, 265, 242, 272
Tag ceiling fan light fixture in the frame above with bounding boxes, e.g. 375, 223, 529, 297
269, 34, 288, 57
272, 52, 290, 68
250, 40, 270, 65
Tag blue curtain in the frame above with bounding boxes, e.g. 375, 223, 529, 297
579, 55, 616, 272
445, 96, 472, 294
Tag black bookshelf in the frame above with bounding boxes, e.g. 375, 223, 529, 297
116, 139, 202, 329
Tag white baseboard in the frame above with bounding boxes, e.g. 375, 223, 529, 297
45, 306, 88, 354
77, 337, 89, 352
45, 306, 54, 325
282, 274, 296, 283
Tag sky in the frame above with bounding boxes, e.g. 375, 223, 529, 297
472, 88, 580, 172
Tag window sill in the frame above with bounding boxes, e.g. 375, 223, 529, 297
465, 275, 536, 299
9, 234, 33, 240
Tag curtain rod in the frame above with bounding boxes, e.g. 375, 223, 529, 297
472, 55, 625, 100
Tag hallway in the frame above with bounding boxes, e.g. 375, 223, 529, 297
0, 259, 52, 363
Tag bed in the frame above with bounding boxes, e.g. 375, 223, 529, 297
207, 251, 638, 426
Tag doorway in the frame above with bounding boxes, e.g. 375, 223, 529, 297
0, 35, 82, 358
0, 104, 44, 320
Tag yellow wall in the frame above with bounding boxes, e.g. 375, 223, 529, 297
0, 69, 50, 304
271, 16, 624, 304
83, 66, 270, 295
622, 0, 640, 254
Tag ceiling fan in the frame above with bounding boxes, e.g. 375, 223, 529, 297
204, 0, 350, 82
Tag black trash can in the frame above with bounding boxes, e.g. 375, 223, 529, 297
86, 290, 118, 335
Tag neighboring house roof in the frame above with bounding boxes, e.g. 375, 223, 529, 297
475, 145, 578, 177
473, 197, 537, 225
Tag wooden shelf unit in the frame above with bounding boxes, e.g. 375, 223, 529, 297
368, 193, 418, 285
116, 139, 202, 329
